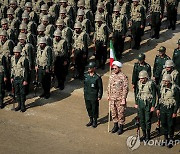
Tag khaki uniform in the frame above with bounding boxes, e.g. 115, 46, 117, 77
107, 72, 129, 125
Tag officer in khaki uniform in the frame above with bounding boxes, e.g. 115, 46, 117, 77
72, 22, 89, 79
11, 45, 29, 112
107, 61, 129, 135
135, 70, 156, 141
129, 0, 145, 49
84, 62, 103, 128
160, 60, 180, 86
53, 29, 68, 90
172, 39, 180, 73
157, 74, 180, 148
112, 5, 127, 60
153, 46, 170, 85
132, 53, 151, 103
35, 37, 53, 99
150, 0, 164, 39
94, 15, 109, 69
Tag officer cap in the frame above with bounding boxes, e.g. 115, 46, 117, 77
37, 24, 45, 31
7, 8, 14, 15
165, 60, 174, 67
25, 2, 32, 8
177, 39, 180, 45
77, 0, 85, 7
112, 61, 122, 68
0, 30, 8, 37
88, 62, 96, 68
60, 8, 67, 14
74, 22, 82, 29
60, 0, 67, 2
97, 2, 104, 9
41, 4, 49, 11
39, 37, 47, 44
162, 74, 171, 82
42, 15, 49, 22
95, 15, 103, 22
139, 70, 148, 78
137, 53, 145, 61
19, 23, 27, 30
1, 18, 8, 25
9, 0, 17, 4
56, 19, 64, 26
18, 33, 27, 40
158, 46, 166, 52
22, 12, 30, 19
113, 5, 120, 12
54, 29, 62, 37
77, 9, 85, 16
13, 45, 22, 53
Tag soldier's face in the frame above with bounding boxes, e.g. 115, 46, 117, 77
75, 28, 81, 34
57, 25, 63, 30
98, 8, 104, 13
7, 14, 13, 19
118, 0, 123, 3
0, 35, 6, 42
55, 36, 61, 41
97, 21, 102, 27
19, 39, 26, 45
133, 1, 138, 6
78, 15, 84, 22
88, 67, 95, 73
61, 2, 66, 7
23, 18, 28, 23
20, 29, 27, 33
165, 67, 172, 72
159, 52, 165, 57
14, 52, 20, 57
163, 80, 170, 87
43, 21, 48, 26
40, 43, 46, 49
79, 6, 84, 10
138, 59, 144, 64
61, 13, 66, 18
10, 3, 16, 9
2, 24, 8, 30
114, 11, 119, 16
139, 78, 147, 84
38, 31, 44, 35
41, 10, 48, 14
26, 7, 32, 12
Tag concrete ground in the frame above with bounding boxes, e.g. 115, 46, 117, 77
0, 9, 180, 154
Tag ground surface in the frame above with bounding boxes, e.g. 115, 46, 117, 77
0, 9, 180, 154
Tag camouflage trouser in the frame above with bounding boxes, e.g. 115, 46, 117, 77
110, 100, 126, 125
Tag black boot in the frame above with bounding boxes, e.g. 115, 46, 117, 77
44, 93, 50, 99
167, 136, 174, 148
15, 104, 21, 111
146, 130, 151, 141
40, 93, 45, 98
140, 130, 146, 142
86, 117, 93, 127
21, 102, 26, 112
92, 118, 97, 128
111, 122, 119, 133
117, 124, 123, 135
161, 135, 168, 146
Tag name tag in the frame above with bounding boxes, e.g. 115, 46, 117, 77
91, 84, 95, 88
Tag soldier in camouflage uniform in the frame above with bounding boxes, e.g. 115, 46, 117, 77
53, 29, 68, 90
94, 15, 109, 69
129, 0, 145, 49
9, 0, 23, 20
107, 61, 129, 135
150, 0, 165, 39
11, 45, 29, 112
135, 70, 156, 141
39, 4, 53, 24
35, 37, 53, 99
132, 53, 151, 103
172, 39, 180, 73
160, 60, 180, 86
112, 5, 127, 60
153, 46, 170, 85
72, 22, 89, 79
157, 74, 180, 148
166, 0, 179, 30
84, 61, 103, 128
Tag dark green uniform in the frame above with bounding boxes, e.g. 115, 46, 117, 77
136, 79, 156, 139
172, 47, 180, 72
84, 72, 103, 122
157, 83, 179, 140
153, 54, 170, 84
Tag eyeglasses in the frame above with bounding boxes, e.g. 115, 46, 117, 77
111, 67, 118, 70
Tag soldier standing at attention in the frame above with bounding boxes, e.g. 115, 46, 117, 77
11, 45, 29, 112
157, 74, 180, 148
135, 70, 156, 141
132, 53, 151, 103
153, 46, 170, 85
172, 39, 180, 73
107, 61, 129, 135
129, 0, 145, 50
84, 62, 103, 128
35, 37, 53, 99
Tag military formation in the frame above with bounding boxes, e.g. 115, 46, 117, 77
0, 0, 179, 149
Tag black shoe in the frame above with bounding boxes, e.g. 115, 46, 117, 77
151, 34, 156, 39
132, 45, 137, 49
44, 93, 50, 99
167, 139, 174, 148
155, 35, 159, 39
146, 130, 151, 141
117, 124, 123, 135
92, 119, 97, 128
21, 107, 26, 112
86, 118, 93, 127
168, 25, 172, 29
161, 135, 169, 146
140, 131, 146, 142
111, 122, 119, 133
40, 93, 45, 98
15, 106, 21, 111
